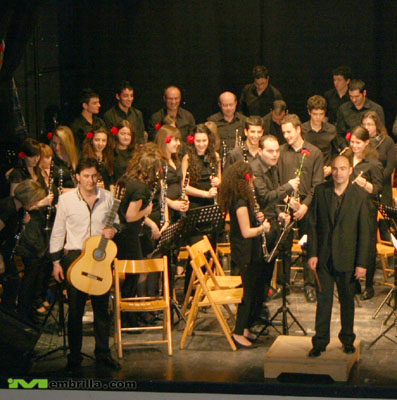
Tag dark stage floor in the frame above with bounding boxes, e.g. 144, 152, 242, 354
1, 271, 397, 398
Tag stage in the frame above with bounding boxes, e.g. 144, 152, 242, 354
1, 271, 396, 398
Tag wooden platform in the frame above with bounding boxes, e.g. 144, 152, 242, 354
264, 335, 360, 382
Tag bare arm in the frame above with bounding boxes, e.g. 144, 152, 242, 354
236, 206, 269, 239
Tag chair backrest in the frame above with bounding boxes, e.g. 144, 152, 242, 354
114, 257, 167, 275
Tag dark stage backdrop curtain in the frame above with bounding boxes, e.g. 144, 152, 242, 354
55, 0, 396, 132
0, 0, 43, 145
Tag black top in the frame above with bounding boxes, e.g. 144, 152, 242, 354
69, 114, 106, 149
230, 198, 262, 266
148, 107, 195, 142
239, 83, 283, 117
323, 88, 349, 125
113, 148, 133, 182
262, 112, 286, 145
301, 121, 338, 166
96, 160, 114, 190
103, 105, 146, 144
189, 155, 213, 210
207, 112, 246, 152
53, 154, 76, 189
0, 197, 20, 254
351, 157, 384, 198
224, 146, 261, 171
9, 165, 46, 190
167, 163, 182, 201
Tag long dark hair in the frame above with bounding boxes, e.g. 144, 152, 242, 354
186, 124, 219, 186
219, 160, 254, 213
344, 125, 378, 161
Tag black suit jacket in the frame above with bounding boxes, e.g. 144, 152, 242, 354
307, 181, 374, 272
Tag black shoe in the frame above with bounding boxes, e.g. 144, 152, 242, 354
308, 347, 325, 358
96, 354, 121, 370
304, 287, 317, 303
343, 344, 355, 354
360, 287, 374, 300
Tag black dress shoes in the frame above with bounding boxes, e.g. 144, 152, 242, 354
343, 344, 355, 354
360, 287, 374, 300
304, 287, 317, 303
308, 347, 325, 358
96, 354, 121, 370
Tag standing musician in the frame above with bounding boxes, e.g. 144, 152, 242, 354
278, 114, 324, 302
50, 158, 120, 372
224, 116, 263, 170
50, 126, 79, 192
0, 180, 46, 310
181, 124, 221, 210
251, 135, 299, 313
307, 155, 372, 357
343, 125, 383, 301
219, 160, 270, 348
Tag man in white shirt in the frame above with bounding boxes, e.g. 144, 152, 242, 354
50, 158, 120, 372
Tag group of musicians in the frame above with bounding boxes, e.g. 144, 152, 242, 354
0, 81, 394, 370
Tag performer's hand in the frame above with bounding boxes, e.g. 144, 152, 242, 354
323, 165, 332, 178
293, 204, 308, 220
97, 179, 105, 189
287, 177, 300, 191
308, 257, 318, 271
53, 262, 64, 283
22, 212, 31, 224
143, 202, 153, 216
289, 197, 300, 211
256, 211, 265, 223
207, 187, 218, 198
278, 212, 291, 226
171, 199, 189, 212
103, 227, 116, 239
159, 221, 169, 235
354, 266, 366, 280
151, 224, 161, 240
210, 176, 220, 188
263, 219, 271, 233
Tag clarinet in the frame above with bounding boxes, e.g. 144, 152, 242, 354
210, 162, 218, 205
44, 161, 54, 231
242, 142, 249, 164
58, 168, 64, 194
159, 164, 168, 228
180, 171, 189, 200
9, 211, 28, 262
250, 182, 270, 259
221, 141, 228, 170
140, 172, 160, 228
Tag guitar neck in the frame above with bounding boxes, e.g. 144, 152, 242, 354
97, 198, 121, 253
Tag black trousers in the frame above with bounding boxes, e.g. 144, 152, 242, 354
62, 251, 111, 360
1, 254, 20, 309
312, 262, 356, 350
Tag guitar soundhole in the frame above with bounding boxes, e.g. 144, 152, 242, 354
93, 249, 105, 261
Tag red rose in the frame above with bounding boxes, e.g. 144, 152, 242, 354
86, 132, 94, 139
155, 123, 162, 131
165, 135, 172, 144
245, 173, 251, 182
110, 126, 119, 135
18, 151, 26, 159
47, 131, 53, 140
187, 135, 195, 144
345, 132, 352, 141
301, 149, 311, 157
0, 44, 4, 52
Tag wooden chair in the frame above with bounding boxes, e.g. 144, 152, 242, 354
376, 226, 395, 287
179, 252, 243, 351
181, 235, 241, 316
113, 256, 172, 358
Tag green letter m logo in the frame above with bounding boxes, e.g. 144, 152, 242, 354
8, 378, 48, 389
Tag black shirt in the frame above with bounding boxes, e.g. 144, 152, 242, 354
113, 148, 133, 182
351, 157, 384, 198
9, 165, 46, 191
103, 105, 146, 144
230, 198, 262, 266
262, 112, 286, 145
224, 146, 261, 170
302, 121, 337, 166
69, 114, 106, 149
53, 154, 76, 189
188, 155, 213, 210
323, 88, 349, 125
0, 197, 20, 252
239, 83, 283, 117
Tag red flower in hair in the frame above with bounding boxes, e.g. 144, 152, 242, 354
165, 135, 172, 144
245, 173, 251, 182
187, 135, 195, 144
110, 126, 119, 136
18, 152, 26, 159
301, 149, 311, 157
155, 123, 162, 131
86, 131, 94, 140
345, 132, 352, 141
47, 131, 53, 140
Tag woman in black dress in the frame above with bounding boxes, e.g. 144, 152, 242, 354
81, 127, 115, 191
344, 125, 383, 300
181, 124, 221, 210
112, 120, 136, 182
219, 160, 270, 348
361, 110, 395, 206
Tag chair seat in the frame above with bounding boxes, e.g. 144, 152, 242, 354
120, 299, 167, 311
199, 287, 243, 306
377, 243, 395, 256
207, 275, 241, 289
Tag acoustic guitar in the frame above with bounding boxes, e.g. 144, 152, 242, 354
67, 183, 125, 295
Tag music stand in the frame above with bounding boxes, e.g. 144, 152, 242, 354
256, 222, 307, 338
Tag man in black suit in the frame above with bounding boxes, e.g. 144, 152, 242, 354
307, 155, 372, 357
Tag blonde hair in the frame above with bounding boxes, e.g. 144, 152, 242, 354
40, 143, 53, 158
14, 179, 46, 208
205, 121, 220, 151
53, 126, 79, 170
